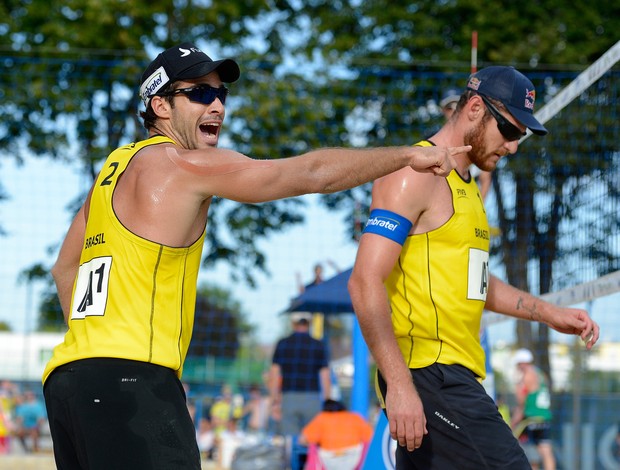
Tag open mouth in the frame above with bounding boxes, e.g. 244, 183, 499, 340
199, 122, 220, 137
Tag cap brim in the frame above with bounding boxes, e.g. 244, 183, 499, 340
506, 104, 548, 136
440, 96, 459, 108
176, 58, 240, 84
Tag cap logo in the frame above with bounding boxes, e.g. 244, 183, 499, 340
139, 66, 170, 105
524, 88, 536, 110
178, 46, 202, 58
468, 77, 481, 91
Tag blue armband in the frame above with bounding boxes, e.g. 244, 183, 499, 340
362, 209, 412, 245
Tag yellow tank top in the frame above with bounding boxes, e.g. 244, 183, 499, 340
385, 141, 490, 378
43, 136, 206, 382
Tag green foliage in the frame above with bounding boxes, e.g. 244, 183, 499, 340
262, 1, 619, 68
1, 0, 618, 300
37, 291, 66, 332
188, 283, 254, 359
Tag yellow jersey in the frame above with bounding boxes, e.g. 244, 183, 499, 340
43, 136, 205, 382
385, 141, 490, 378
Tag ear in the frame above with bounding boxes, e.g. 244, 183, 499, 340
150, 95, 172, 119
466, 95, 485, 122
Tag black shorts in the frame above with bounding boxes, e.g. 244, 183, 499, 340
378, 363, 531, 470
43, 358, 200, 470
525, 421, 552, 445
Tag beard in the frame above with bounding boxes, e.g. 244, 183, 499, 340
464, 120, 496, 172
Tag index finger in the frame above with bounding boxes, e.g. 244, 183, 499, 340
449, 145, 472, 156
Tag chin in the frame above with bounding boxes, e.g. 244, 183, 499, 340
197, 139, 218, 149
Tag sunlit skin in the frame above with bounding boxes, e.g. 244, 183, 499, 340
348, 92, 600, 453
463, 95, 523, 174
52, 67, 472, 317
46, 45, 483, 470
151, 72, 226, 150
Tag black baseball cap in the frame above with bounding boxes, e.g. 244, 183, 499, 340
466, 66, 547, 135
139, 42, 240, 107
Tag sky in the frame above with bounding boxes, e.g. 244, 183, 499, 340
1, 152, 618, 348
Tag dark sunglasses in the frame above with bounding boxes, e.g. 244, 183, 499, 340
479, 94, 526, 142
159, 84, 229, 105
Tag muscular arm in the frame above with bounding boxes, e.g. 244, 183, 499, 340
171, 144, 469, 203
349, 235, 426, 451
485, 276, 600, 349
348, 168, 441, 451
51, 189, 92, 323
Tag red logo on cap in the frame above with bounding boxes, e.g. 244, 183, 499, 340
468, 77, 481, 91
524, 88, 536, 110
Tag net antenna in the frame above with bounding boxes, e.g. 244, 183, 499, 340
471, 31, 478, 74
519, 39, 620, 144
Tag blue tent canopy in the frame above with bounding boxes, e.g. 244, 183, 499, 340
286, 268, 353, 314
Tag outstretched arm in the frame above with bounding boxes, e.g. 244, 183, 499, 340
485, 275, 600, 349
170, 144, 470, 204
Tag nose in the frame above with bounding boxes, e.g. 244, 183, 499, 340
505, 139, 519, 155
209, 97, 225, 114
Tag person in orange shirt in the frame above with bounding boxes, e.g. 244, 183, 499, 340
299, 399, 373, 470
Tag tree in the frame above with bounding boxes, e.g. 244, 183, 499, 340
266, 1, 620, 380
1, 0, 290, 286
2, 2, 618, 369
188, 283, 253, 359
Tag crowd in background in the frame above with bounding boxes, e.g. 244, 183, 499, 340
0, 261, 601, 470
0, 379, 48, 455
186, 380, 377, 470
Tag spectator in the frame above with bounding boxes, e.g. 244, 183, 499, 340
210, 384, 242, 439
242, 384, 270, 434
439, 88, 460, 120
512, 348, 556, 470
218, 418, 246, 470
269, 313, 331, 439
0, 380, 16, 454
299, 399, 373, 470
196, 417, 215, 461
13, 390, 47, 453
0, 399, 9, 454
296, 260, 340, 294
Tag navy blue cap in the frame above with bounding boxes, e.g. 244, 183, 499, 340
140, 42, 240, 107
466, 66, 547, 136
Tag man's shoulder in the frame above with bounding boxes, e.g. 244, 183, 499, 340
276, 333, 323, 348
